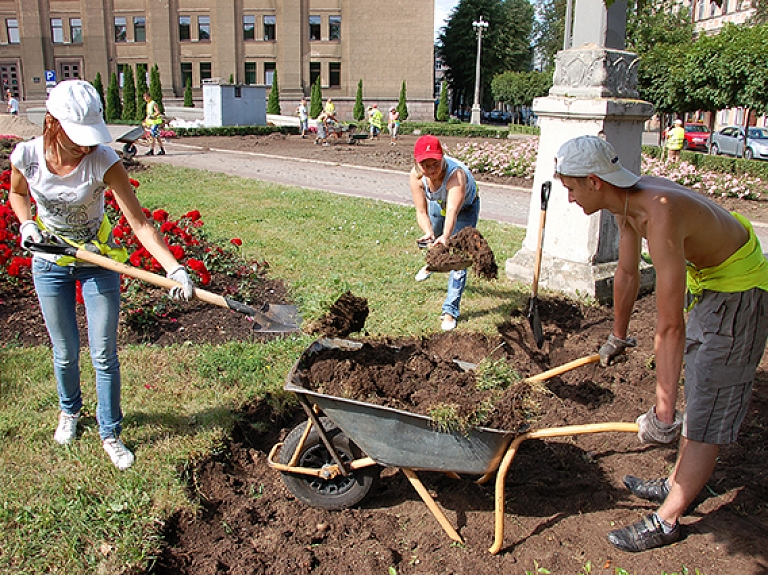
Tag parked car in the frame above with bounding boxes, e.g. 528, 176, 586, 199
709, 126, 768, 161
488, 110, 511, 124
682, 123, 710, 152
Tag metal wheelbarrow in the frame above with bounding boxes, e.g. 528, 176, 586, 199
116, 125, 151, 159
268, 338, 639, 554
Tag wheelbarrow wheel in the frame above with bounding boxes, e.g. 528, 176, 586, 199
279, 417, 380, 510
122, 143, 137, 158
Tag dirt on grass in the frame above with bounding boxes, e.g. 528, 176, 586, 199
2, 131, 768, 574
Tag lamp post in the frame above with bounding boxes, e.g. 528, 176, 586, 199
470, 15, 488, 126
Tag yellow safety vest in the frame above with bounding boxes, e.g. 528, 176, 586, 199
37, 217, 128, 266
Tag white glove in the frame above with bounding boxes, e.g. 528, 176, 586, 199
19, 220, 42, 249
167, 265, 194, 301
636, 405, 683, 445
599, 333, 637, 367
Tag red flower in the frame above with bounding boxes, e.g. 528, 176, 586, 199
152, 209, 169, 222
112, 227, 124, 239
184, 210, 201, 222
75, 281, 84, 305
129, 178, 141, 189
186, 258, 211, 285
230, 238, 242, 247
168, 244, 185, 259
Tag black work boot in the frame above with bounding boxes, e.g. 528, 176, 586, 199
145, 149, 154, 156
623, 476, 670, 503
157, 148, 166, 155
608, 513, 680, 552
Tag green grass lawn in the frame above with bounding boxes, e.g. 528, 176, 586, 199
0, 164, 526, 574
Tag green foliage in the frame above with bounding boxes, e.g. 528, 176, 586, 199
105, 72, 122, 122
121, 65, 137, 122
475, 357, 521, 391
532, 0, 565, 71
309, 76, 323, 118
183, 78, 194, 107
174, 125, 298, 137
397, 80, 409, 121
149, 64, 164, 114
90, 72, 106, 120
228, 73, 234, 84
436, 81, 450, 122
267, 70, 281, 115
437, 0, 535, 115
353, 79, 365, 121
135, 64, 149, 121
492, 69, 552, 110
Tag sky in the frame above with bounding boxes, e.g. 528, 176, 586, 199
434, 0, 461, 38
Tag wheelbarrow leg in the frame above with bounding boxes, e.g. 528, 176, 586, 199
488, 422, 639, 555
401, 468, 464, 544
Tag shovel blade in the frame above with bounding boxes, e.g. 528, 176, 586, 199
251, 303, 302, 333
527, 297, 544, 349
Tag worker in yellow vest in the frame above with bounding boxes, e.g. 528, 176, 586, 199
665, 119, 685, 163
143, 92, 166, 156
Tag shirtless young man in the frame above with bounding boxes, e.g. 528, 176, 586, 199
555, 135, 768, 552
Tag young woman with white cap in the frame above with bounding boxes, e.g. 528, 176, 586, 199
8, 79, 194, 470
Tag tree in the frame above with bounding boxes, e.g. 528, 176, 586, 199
437, 0, 535, 115
396, 80, 409, 121
105, 72, 121, 123
184, 78, 194, 107
310, 76, 323, 118
353, 80, 365, 121
135, 64, 148, 121
91, 73, 106, 120
532, 0, 566, 71
491, 70, 552, 119
436, 81, 450, 121
229, 74, 235, 84
121, 65, 136, 121
267, 70, 281, 114
149, 64, 164, 114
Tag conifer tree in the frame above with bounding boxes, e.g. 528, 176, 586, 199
135, 64, 148, 121
149, 64, 164, 114
396, 80, 409, 121
121, 65, 136, 121
91, 73, 106, 119
353, 80, 365, 121
309, 76, 323, 118
267, 70, 281, 114
436, 81, 450, 122
106, 72, 122, 122
184, 78, 194, 107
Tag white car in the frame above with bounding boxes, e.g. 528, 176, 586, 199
709, 126, 768, 161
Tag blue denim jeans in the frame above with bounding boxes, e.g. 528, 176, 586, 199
428, 196, 480, 318
33, 258, 123, 440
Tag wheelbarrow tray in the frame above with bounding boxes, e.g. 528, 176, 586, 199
116, 126, 146, 144
285, 338, 515, 475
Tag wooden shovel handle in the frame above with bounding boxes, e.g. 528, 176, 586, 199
523, 353, 600, 384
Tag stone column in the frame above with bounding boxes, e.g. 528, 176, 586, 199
505, 0, 654, 303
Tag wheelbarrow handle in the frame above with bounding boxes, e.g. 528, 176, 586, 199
26, 241, 260, 317
523, 353, 600, 384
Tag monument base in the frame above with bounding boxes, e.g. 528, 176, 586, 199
506, 247, 655, 305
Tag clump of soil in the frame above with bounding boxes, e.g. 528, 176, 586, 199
304, 291, 369, 338
426, 227, 498, 279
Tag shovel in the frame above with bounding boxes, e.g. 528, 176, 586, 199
527, 181, 551, 349
27, 241, 302, 333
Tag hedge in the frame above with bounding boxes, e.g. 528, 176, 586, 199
173, 125, 299, 137
642, 145, 768, 181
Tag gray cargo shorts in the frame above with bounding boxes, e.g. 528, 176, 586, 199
683, 288, 768, 444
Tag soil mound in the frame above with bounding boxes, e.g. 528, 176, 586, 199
305, 291, 369, 338
0, 114, 43, 139
426, 227, 498, 279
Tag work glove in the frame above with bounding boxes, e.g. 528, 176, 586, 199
167, 265, 194, 301
599, 333, 637, 367
636, 405, 683, 445
19, 220, 42, 250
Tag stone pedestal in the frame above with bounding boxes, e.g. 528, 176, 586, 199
505, 45, 654, 303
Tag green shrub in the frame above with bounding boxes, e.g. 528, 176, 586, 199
174, 125, 299, 137
183, 78, 194, 107
642, 145, 768, 181
136, 64, 149, 121
353, 80, 365, 121
267, 70, 281, 115
121, 65, 137, 121
106, 72, 121, 122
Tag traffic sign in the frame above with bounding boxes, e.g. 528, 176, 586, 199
45, 70, 56, 86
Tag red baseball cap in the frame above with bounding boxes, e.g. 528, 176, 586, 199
414, 135, 444, 163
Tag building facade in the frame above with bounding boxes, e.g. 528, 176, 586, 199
0, 0, 435, 119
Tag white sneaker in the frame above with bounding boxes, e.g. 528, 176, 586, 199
415, 266, 431, 282
54, 411, 80, 445
103, 437, 135, 471
441, 314, 457, 331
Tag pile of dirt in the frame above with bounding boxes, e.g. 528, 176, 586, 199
0, 114, 43, 139
425, 226, 498, 279
304, 291, 369, 338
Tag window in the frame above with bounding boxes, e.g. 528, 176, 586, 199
264, 62, 275, 85
310, 62, 321, 87
309, 15, 321, 41
6, 19, 19, 44
329, 16, 341, 41
200, 62, 212, 85
243, 15, 255, 41
198, 16, 210, 41
263, 15, 276, 41
329, 62, 341, 87
244, 62, 256, 85
114, 17, 126, 42
134, 17, 146, 42
181, 63, 193, 89
70, 18, 82, 43
179, 16, 191, 41
697, 0, 705, 19
51, 18, 64, 43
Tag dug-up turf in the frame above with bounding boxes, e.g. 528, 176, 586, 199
425, 226, 498, 279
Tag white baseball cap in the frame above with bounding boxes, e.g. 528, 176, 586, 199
555, 135, 640, 188
46, 80, 112, 146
